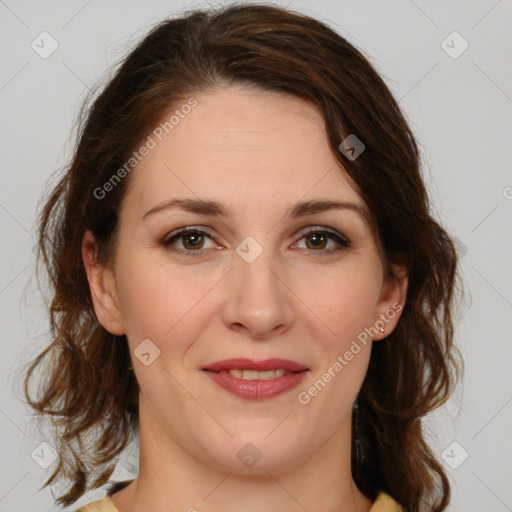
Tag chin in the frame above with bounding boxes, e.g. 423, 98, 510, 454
195, 426, 305, 475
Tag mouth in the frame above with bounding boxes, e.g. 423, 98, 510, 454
207, 368, 296, 380
202, 357, 309, 375
202, 358, 309, 400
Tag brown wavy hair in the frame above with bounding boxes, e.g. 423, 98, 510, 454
23, 3, 462, 510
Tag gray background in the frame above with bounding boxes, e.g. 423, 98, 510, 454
1, 0, 511, 510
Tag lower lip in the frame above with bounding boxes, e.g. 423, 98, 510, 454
203, 370, 308, 400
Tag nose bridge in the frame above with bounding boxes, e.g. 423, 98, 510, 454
236, 239, 283, 306
223, 236, 292, 337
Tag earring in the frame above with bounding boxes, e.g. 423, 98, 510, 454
379, 327, 385, 333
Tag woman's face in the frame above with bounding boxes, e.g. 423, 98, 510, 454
85, 85, 406, 474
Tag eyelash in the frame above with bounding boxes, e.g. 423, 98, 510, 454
160, 226, 351, 257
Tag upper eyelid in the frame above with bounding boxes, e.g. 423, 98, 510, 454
163, 225, 349, 246
165, 224, 345, 237
295, 225, 346, 237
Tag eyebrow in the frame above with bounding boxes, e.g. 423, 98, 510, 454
142, 198, 370, 223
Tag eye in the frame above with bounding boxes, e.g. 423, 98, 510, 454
293, 227, 351, 254
160, 226, 351, 257
160, 227, 218, 256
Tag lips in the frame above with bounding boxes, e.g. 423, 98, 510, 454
202, 358, 309, 373
202, 358, 309, 400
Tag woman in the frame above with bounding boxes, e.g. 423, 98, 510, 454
23, 4, 461, 512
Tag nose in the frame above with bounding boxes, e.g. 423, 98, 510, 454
221, 245, 294, 340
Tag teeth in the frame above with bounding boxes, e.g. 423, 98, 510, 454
228, 369, 288, 380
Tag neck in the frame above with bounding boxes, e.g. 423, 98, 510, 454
111, 397, 372, 512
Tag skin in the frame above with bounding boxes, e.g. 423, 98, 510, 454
83, 85, 407, 512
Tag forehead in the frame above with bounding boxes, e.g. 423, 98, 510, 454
121, 86, 364, 219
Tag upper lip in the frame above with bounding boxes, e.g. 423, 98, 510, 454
202, 358, 309, 372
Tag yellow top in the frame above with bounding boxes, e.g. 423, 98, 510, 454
76, 491, 403, 512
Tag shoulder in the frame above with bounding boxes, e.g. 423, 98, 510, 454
75, 479, 133, 511
76, 492, 404, 512
75, 496, 119, 512
75, 489, 401, 512
370, 492, 404, 512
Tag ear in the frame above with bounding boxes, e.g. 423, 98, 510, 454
372, 262, 408, 341
82, 230, 125, 335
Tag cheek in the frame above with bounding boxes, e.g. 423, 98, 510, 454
114, 243, 383, 365
300, 259, 383, 349
296, 266, 379, 415
114, 253, 219, 347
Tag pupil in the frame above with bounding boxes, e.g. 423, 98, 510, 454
184, 233, 203, 249
308, 233, 326, 249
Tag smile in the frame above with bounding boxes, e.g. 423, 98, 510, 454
216, 368, 292, 379
202, 358, 309, 400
